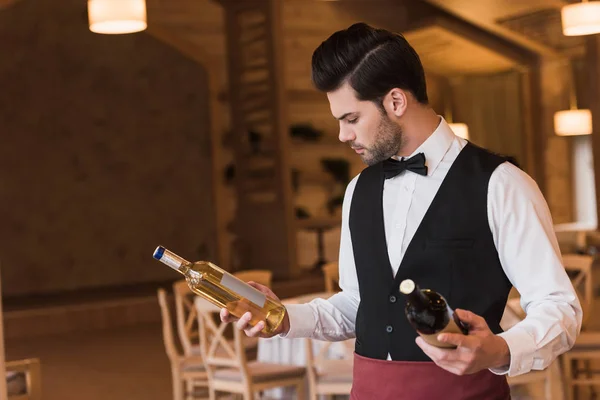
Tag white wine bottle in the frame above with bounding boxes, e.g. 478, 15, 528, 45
399, 279, 469, 348
153, 246, 286, 335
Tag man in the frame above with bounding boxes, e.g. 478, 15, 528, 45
221, 22, 582, 399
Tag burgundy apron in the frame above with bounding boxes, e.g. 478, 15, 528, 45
350, 352, 511, 400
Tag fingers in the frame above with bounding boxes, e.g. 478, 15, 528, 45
416, 337, 470, 376
220, 308, 236, 323
416, 337, 454, 362
235, 312, 253, 331
232, 312, 267, 337
437, 333, 466, 348
221, 307, 270, 337
455, 309, 487, 330
244, 320, 265, 337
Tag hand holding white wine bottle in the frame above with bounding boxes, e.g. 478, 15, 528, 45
153, 246, 289, 337
219, 284, 290, 338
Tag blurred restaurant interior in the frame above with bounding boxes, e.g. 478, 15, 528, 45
3, 0, 600, 398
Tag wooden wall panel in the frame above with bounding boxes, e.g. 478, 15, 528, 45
148, 0, 229, 90
451, 71, 526, 164
539, 59, 574, 223
585, 36, 600, 227
0, 0, 218, 296
449, 62, 573, 222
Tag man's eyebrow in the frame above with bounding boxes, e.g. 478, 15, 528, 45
334, 112, 357, 121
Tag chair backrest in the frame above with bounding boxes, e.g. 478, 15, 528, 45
157, 288, 180, 362
6, 358, 41, 400
305, 337, 353, 388
562, 253, 594, 327
172, 280, 199, 355
322, 262, 339, 293
233, 270, 273, 288
195, 297, 248, 378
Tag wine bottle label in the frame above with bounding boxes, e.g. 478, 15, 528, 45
221, 273, 266, 308
419, 317, 464, 348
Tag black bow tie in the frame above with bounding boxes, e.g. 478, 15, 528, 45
382, 153, 428, 179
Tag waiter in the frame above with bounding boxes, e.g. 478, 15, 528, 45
221, 22, 582, 399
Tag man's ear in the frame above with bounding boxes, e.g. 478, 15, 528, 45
383, 88, 408, 118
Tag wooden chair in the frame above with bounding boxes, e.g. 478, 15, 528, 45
233, 270, 273, 289
502, 270, 574, 399
173, 280, 201, 357
305, 338, 353, 400
157, 289, 209, 400
6, 359, 41, 400
507, 361, 557, 400
0, 263, 42, 400
557, 254, 597, 400
507, 254, 595, 400
562, 254, 593, 327
563, 333, 600, 400
173, 279, 260, 358
195, 297, 306, 400
233, 270, 272, 358
322, 262, 339, 293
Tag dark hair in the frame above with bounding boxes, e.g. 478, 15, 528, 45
311, 22, 428, 105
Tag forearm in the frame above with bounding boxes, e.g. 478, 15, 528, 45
492, 296, 581, 376
282, 291, 358, 341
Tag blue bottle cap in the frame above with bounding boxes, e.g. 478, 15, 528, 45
153, 246, 165, 260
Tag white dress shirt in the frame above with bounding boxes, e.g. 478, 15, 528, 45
283, 117, 582, 377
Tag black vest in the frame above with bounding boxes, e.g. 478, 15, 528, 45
350, 143, 512, 361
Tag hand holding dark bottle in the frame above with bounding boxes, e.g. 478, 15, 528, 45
415, 308, 512, 375
400, 280, 511, 374
399, 279, 469, 348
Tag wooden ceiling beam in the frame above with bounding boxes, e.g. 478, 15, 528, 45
404, 12, 538, 68
423, 0, 561, 58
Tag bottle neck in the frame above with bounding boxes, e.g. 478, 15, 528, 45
405, 287, 430, 311
154, 247, 191, 274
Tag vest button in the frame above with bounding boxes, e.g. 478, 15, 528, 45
386, 325, 393, 333
389, 295, 397, 303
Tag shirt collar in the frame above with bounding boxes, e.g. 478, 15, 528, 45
392, 116, 456, 177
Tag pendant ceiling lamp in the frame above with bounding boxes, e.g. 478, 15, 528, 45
88, 0, 147, 35
448, 122, 469, 140
444, 89, 469, 140
561, 0, 600, 36
555, 109, 592, 136
554, 59, 592, 136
